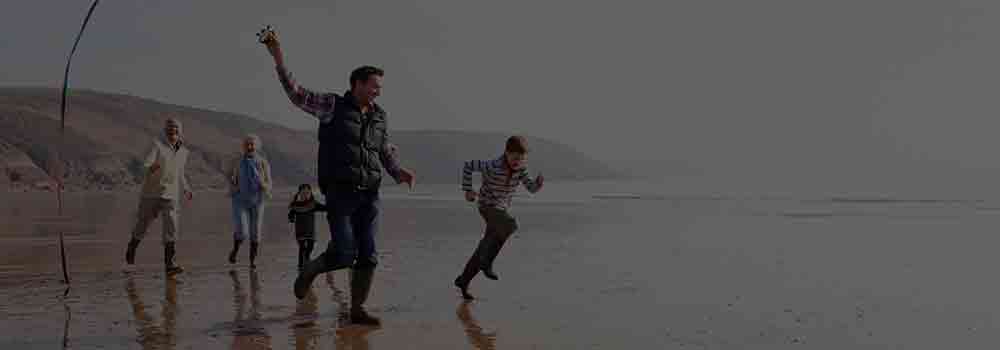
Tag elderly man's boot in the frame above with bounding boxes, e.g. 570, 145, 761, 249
164, 242, 184, 275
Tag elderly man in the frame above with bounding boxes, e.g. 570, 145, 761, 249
124, 118, 194, 275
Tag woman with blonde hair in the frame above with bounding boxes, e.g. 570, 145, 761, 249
226, 134, 273, 269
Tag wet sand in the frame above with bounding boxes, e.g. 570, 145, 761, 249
4, 182, 1000, 349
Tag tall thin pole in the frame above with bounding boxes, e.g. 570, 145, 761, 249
58, 0, 102, 286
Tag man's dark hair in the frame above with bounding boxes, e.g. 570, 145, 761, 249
350, 65, 385, 88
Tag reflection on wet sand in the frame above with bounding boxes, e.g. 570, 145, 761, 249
325, 272, 376, 350
125, 275, 179, 350
334, 325, 376, 350
61, 303, 71, 350
458, 301, 497, 350
290, 274, 321, 350
229, 269, 271, 350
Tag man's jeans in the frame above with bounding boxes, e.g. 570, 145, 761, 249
319, 189, 381, 271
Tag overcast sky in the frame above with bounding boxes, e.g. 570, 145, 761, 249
4, 0, 1000, 194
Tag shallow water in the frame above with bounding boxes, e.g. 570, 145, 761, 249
3, 182, 1000, 349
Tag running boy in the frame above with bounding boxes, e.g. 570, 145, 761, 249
454, 136, 544, 300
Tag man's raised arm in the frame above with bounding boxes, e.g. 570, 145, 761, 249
261, 27, 337, 119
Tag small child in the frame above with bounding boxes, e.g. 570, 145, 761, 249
454, 135, 544, 300
287, 184, 327, 271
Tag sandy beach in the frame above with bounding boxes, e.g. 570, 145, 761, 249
4, 181, 1000, 349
